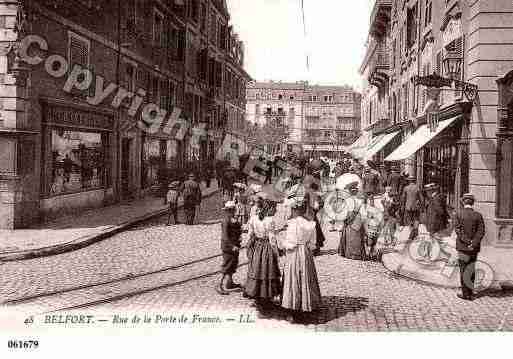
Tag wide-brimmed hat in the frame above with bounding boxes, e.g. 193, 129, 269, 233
188, 173, 195, 179
407, 176, 416, 181
233, 182, 247, 190
424, 183, 439, 191
223, 201, 236, 210
169, 181, 180, 188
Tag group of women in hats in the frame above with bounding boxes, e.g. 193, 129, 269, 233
218, 181, 322, 324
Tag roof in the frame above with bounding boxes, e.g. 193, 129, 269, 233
247, 81, 356, 92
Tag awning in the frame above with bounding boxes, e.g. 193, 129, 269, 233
385, 116, 460, 162
365, 131, 401, 159
347, 135, 366, 150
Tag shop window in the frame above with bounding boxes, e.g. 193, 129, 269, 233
142, 138, 166, 190
49, 129, 107, 196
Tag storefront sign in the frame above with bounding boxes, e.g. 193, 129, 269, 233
44, 105, 114, 130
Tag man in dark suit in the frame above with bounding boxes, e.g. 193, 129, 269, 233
387, 168, 402, 197
424, 183, 449, 236
402, 176, 422, 240
181, 173, 202, 225
454, 193, 485, 301
362, 166, 380, 197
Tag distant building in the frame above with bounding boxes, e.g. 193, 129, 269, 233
246, 81, 361, 157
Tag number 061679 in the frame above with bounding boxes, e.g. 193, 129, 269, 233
8, 340, 39, 349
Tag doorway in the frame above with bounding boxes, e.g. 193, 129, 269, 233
121, 138, 132, 199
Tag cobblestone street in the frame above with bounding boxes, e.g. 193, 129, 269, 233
1, 191, 513, 331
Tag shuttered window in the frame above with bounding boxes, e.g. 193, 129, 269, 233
69, 32, 89, 69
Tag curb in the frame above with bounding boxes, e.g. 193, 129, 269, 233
0, 189, 220, 263
381, 251, 461, 289
381, 250, 507, 291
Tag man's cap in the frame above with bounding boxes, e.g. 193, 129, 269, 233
168, 181, 180, 188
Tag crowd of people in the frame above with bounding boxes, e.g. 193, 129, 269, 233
165, 151, 486, 318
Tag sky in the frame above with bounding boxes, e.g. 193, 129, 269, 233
226, 0, 374, 90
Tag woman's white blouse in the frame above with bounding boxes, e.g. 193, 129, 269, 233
279, 217, 317, 251
247, 215, 275, 242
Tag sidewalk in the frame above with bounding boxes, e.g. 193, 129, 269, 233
0, 181, 219, 262
381, 225, 513, 290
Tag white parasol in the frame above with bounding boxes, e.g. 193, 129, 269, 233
336, 173, 362, 192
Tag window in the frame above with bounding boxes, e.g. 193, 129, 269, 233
219, 23, 227, 50
290, 95, 294, 100
68, 32, 90, 69
289, 107, 295, 118
210, 13, 217, 43
126, 0, 137, 32
168, 81, 176, 110
323, 95, 333, 102
153, 9, 164, 47
149, 76, 160, 104
278, 94, 283, 100
124, 62, 136, 93
255, 104, 260, 115
49, 129, 107, 196
200, 2, 207, 32
406, 5, 418, 49
189, 0, 199, 22
425, 0, 432, 27
176, 29, 186, 60
392, 39, 397, 68
403, 83, 409, 118
160, 79, 169, 110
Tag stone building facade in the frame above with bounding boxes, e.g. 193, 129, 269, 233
0, 0, 250, 229
359, 0, 513, 245
246, 81, 361, 157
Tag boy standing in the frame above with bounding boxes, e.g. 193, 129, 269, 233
217, 201, 243, 295
166, 182, 180, 226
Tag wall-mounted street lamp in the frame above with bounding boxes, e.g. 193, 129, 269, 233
413, 52, 479, 103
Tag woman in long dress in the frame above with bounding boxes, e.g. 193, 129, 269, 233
244, 200, 282, 314
279, 198, 322, 323
337, 183, 367, 260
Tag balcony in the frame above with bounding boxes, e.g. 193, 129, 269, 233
370, 0, 392, 38
368, 41, 390, 89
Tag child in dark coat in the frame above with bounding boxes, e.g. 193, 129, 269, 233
217, 201, 243, 295
166, 182, 180, 225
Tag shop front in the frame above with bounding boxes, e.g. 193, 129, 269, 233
141, 134, 183, 195
40, 101, 115, 219
385, 102, 472, 211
